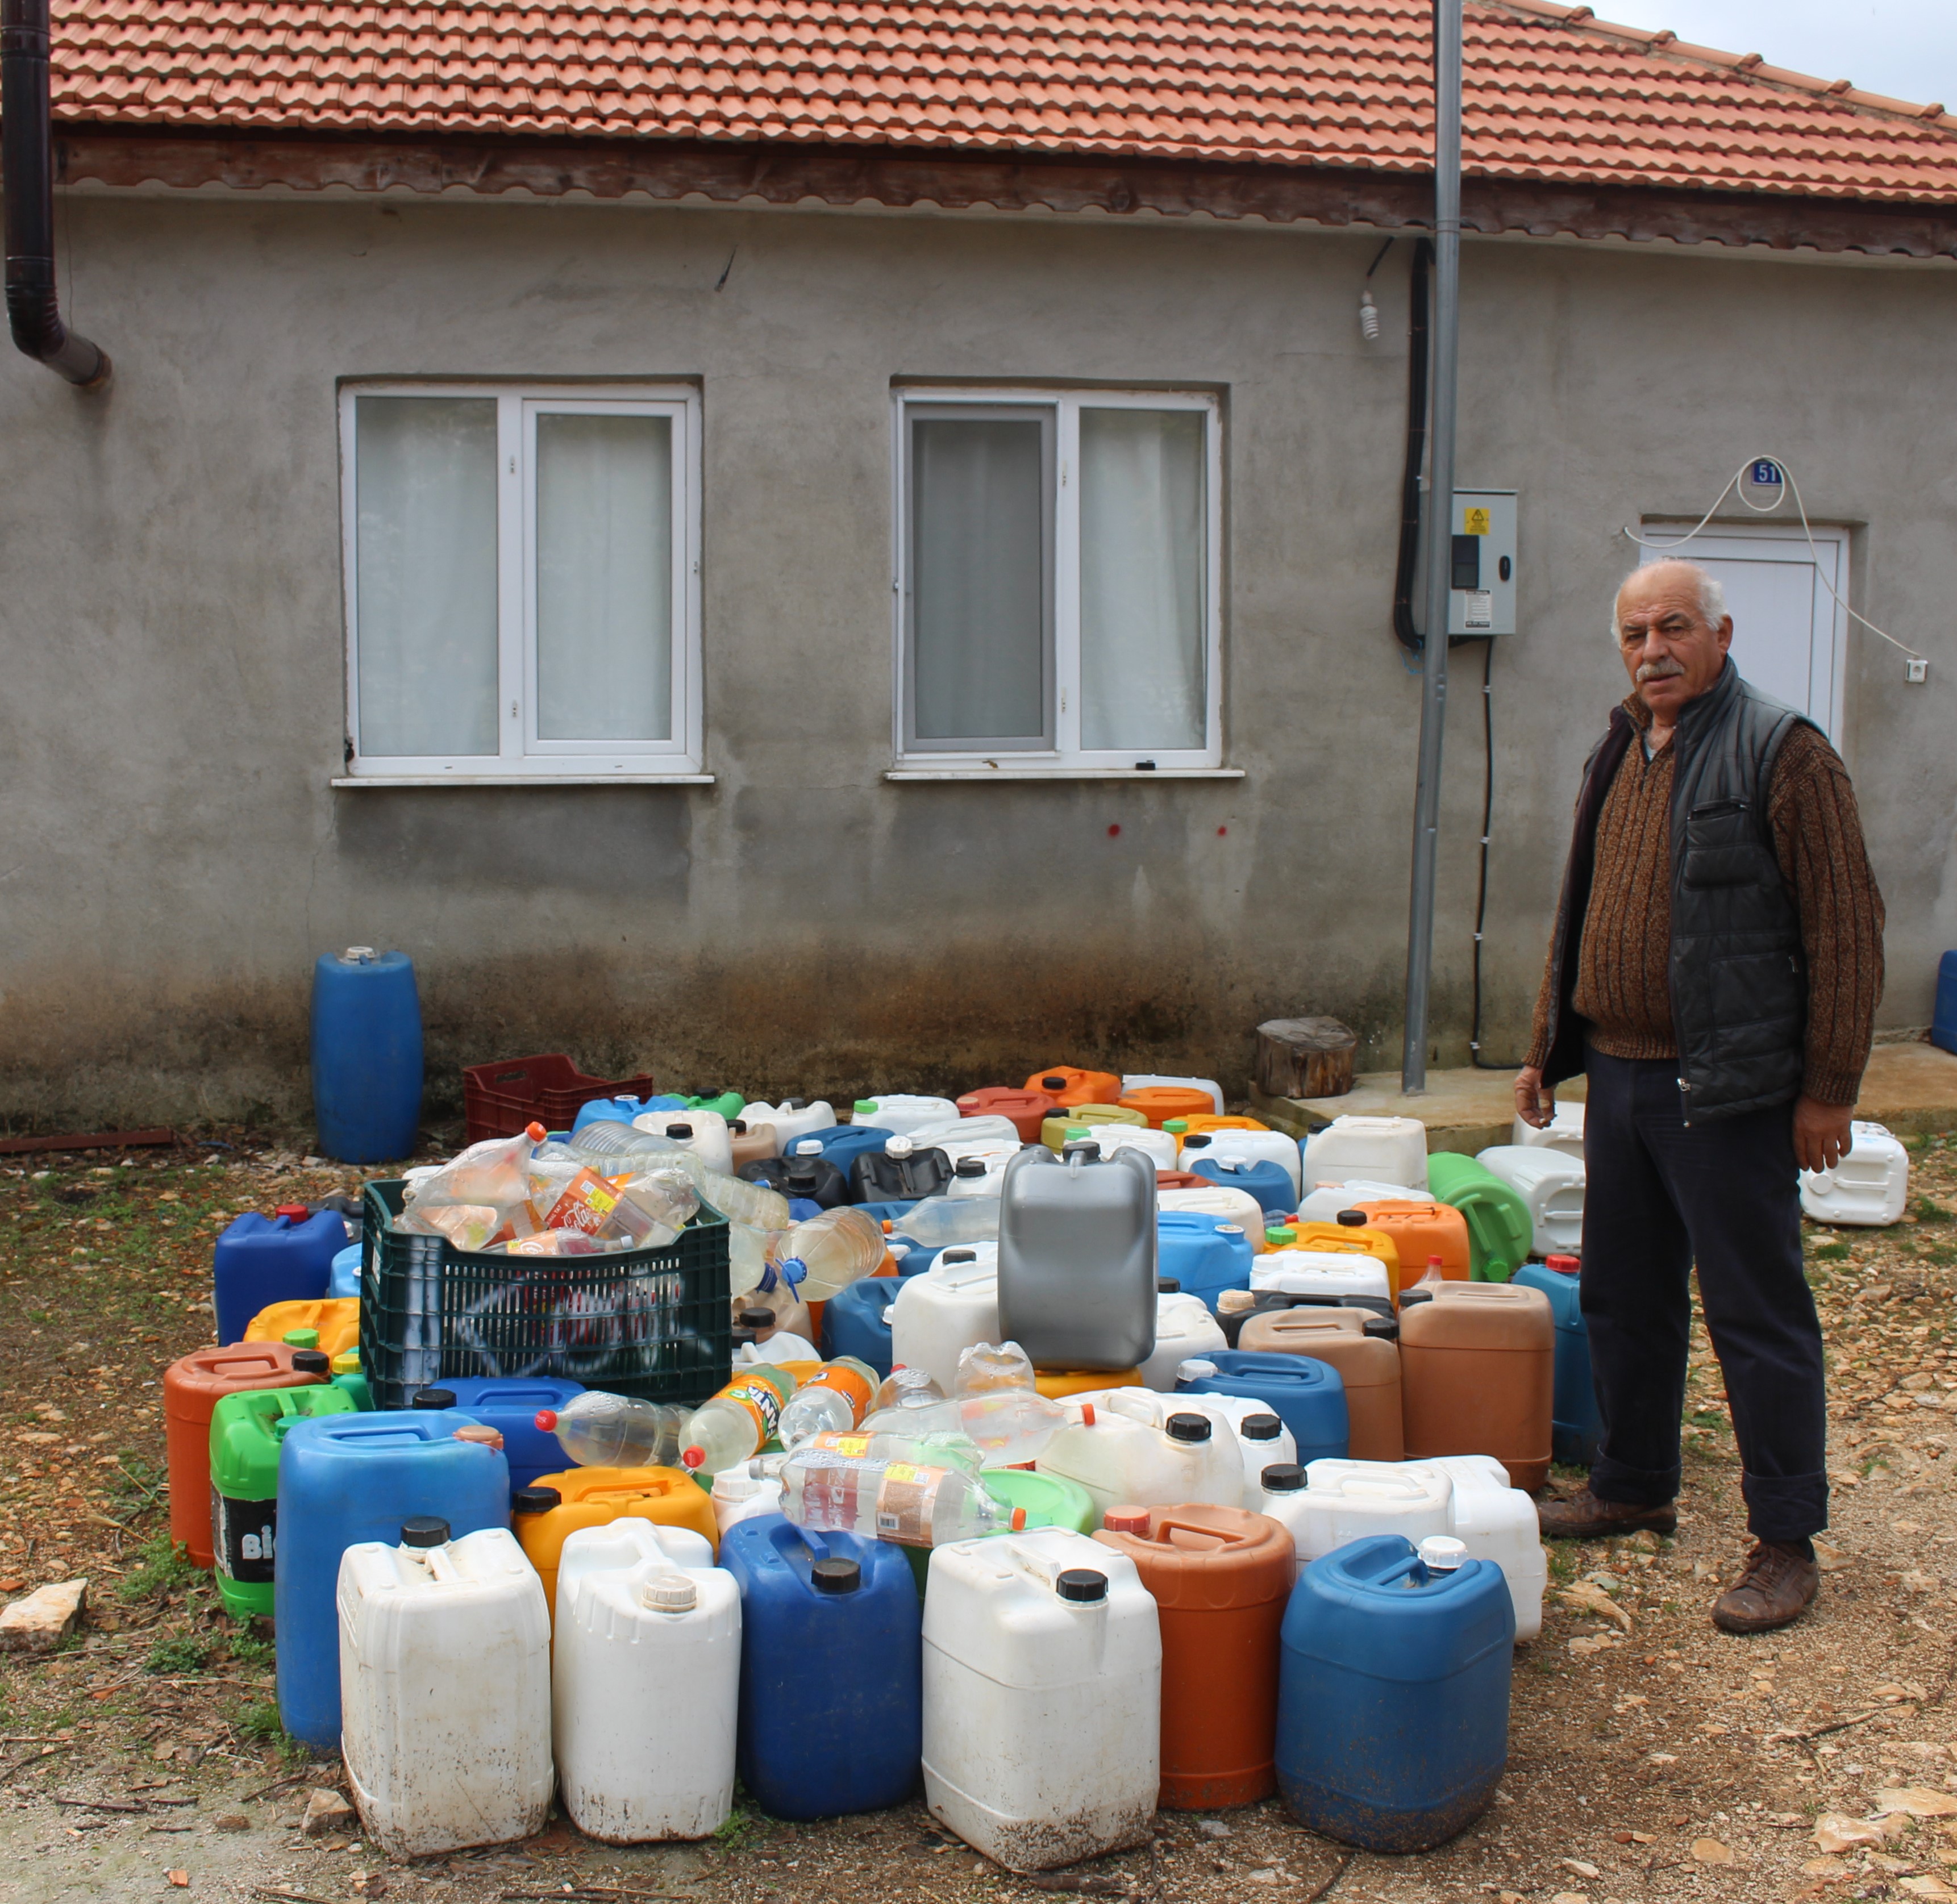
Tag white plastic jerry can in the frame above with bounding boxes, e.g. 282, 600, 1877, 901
1800, 1121, 1909, 1227
1184, 1128, 1305, 1201
889, 1246, 1001, 1392
1157, 1388, 1299, 1503
738, 1099, 837, 1148
1305, 1453, 1546, 1641
1250, 1248, 1393, 1305
1475, 1144, 1585, 1256
1075, 1126, 1180, 1171
1511, 1099, 1585, 1159
1138, 1293, 1230, 1391
552, 1520, 740, 1843
338, 1521, 553, 1859
1121, 1073, 1227, 1116
1301, 1115, 1430, 1193
856, 1094, 962, 1135
1035, 1388, 1243, 1519
631, 1107, 733, 1177
1292, 1461, 1454, 1564
922, 1528, 1161, 1871
1293, 1180, 1422, 1223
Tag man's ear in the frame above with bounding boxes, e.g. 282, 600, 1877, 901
1716, 615, 1734, 655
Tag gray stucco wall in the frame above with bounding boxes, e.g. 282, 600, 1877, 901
2, 187, 1951, 1128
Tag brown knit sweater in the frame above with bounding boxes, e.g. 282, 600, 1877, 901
1525, 693, 1884, 1106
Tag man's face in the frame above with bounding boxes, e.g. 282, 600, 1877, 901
1613, 565, 1733, 722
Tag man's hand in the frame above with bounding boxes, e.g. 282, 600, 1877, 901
1793, 1094, 1855, 1175
1514, 1065, 1554, 1130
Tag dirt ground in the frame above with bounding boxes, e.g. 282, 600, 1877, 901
2, 1129, 1955, 1904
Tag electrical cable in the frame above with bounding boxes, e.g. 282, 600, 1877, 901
1390, 239, 1435, 655
1465, 635, 1523, 1069
1622, 456, 1925, 663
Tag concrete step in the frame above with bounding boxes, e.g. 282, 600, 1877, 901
1251, 1038, 1957, 1157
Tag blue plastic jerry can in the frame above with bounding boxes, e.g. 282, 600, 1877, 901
1175, 1348, 1348, 1464
1512, 1257, 1599, 1466
328, 1243, 363, 1301
438, 1376, 586, 1489
819, 1277, 901, 1378
214, 1209, 346, 1347
310, 948, 423, 1166
572, 1094, 685, 1134
718, 1515, 921, 1819
1189, 1156, 1296, 1217
1156, 1210, 1255, 1313
1277, 1535, 1514, 1852
273, 1409, 510, 1753
787, 1125, 897, 1185
1934, 951, 1957, 1057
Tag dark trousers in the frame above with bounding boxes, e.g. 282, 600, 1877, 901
1579, 1048, 1828, 1541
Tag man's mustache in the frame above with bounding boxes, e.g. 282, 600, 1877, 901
1636, 657, 1687, 683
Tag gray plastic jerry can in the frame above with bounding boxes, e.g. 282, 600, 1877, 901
997, 1145, 1159, 1371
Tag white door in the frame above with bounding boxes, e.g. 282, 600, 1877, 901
1639, 525, 1849, 736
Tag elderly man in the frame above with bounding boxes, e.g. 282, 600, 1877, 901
1515, 559, 1883, 1634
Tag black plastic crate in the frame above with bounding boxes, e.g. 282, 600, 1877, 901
359, 1180, 730, 1411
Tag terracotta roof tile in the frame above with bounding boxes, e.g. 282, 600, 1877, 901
44, 0, 1957, 202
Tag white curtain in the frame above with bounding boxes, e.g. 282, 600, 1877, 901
1079, 409, 1206, 752
535, 412, 673, 743
910, 416, 1047, 742
355, 396, 499, 757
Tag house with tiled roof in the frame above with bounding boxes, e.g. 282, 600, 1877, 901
2, 0, 1952, 1119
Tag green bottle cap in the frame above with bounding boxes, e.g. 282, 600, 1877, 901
854, 1099, 879, 1116
282, 1328, 320, 1349
1065, 1124, 1091, 1139
1265, 1227, 1297, 1248
1164, 1119, 1189, 1135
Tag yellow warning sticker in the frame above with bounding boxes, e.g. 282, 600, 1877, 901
1463, 507, 1491, 536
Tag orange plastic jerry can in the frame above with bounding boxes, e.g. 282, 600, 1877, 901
1354, 1201, 1473, 1284
1118, 1086, 1217, 1130
1181, 1113, 1272, 1136
1398, 1282, 1554, 1491
1025, 1066, 1123, 1109
1235, 1309, 1404, 1461
515, 1465, 722, 1623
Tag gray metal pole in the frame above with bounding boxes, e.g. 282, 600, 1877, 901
1400, 0, 1463, 1095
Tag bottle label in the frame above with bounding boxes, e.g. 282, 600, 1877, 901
806, 1365, 875, 1426
544, 1168, 625, 1236
874, 1463, 950, 1545
719, 1371, 787, 1443
807, 1431, 871, 1459
790, 1447, 882, 1533
211, 1488, 276, 1584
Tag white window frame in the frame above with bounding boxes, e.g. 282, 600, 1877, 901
337, 381, 706, 785
890, 388, 1228, 778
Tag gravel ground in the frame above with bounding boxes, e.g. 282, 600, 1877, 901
2, 1129, 1955, 1904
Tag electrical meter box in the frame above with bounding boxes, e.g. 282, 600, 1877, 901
1447, 489, 1517, 636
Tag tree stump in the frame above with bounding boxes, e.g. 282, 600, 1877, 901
1256, 1018, 1358, 1101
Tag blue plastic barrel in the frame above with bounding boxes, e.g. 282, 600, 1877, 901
718, 1515, 921, 1818
1935, 951, 1957, 1057
438, 1376, 585, 1488
310, 949, 423, 1165
214, 1210, 345, 1346
1277, 1535, 1514, 1851
1190, 1156, 1296, 1217
1176, 1349, 1348, 1463
274, 1409, 509, 1752
1157, 1210, 1256, 1312
820, 1278, 901, 1378
1512, 1260, 1598, 1465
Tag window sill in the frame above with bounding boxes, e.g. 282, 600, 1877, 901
885, 766, 1243, 782
332, 773, 714, 788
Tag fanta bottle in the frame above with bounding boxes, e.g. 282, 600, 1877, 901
777, 1359, 879, 1446
680, 1366, 800, 1475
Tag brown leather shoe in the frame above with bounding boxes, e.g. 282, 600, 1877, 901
1713, 1541, 1819, 1635
1537, 1486, 1677, 1540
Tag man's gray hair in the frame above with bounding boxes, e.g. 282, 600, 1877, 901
1611, 560, 1727, 639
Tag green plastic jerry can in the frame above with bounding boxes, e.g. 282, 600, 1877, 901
208, 1384, 357, 1620
1423, 1153, 1532, 1282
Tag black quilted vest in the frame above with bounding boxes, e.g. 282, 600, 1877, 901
1538, 661, 1813, 1124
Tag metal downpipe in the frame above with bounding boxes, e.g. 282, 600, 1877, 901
2, 0, 109, 387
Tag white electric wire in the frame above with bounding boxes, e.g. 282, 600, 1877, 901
1621, 457, 1925, 663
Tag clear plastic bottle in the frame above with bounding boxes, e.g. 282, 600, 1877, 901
872, 1365, 947, 1414
536, 1391, 689, 1468
573, 1126, 791, 1236
955, 1340, 1036, 1397
679, 1366, 799, 1476
777, 1441, 1026, 1547
767, 1207, 886, 1301
890, 1194, 1001, 1247
776, 1357, 880, 1446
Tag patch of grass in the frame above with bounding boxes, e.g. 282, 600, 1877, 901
712, 1807, 762, 1849
1916, 1198, 1954, 1226
144, 1633, 211, 1677
1690, 1409, 1729, 1428
235, 1697, 309, 1765
1546, 1546, 1578, 1583
108, 1454, 166, 1519
117, 1532, 200, 1605
1809, 1241, 1852, 1261
225, 1626, 273, 1670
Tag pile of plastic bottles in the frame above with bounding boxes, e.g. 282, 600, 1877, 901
168, 1067, 1656, 1877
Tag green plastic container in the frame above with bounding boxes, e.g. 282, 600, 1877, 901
1423, 1153, 1531, 1282
329, 1349, 372, 1412
902, 1466, 1100, 1596
209, 1384, 358, 1619
686, 1091, 746, 1120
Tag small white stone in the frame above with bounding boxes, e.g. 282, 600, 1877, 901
0, 1579, 88, 1653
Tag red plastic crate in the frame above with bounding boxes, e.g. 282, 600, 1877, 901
462, 1053, 657, 1143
